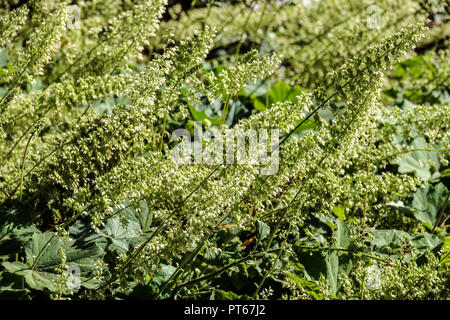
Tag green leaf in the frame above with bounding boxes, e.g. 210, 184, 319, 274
0, 287, 31, 300
287, 86, 304, 103
440, 168, 450, 178
0, 208, 38, 260
3, 232, 104, 292
150, 264, 176, 287
0, 270, 31, 299
0, 48, 8, 67
332, 206, 345, 221
335, 220, 351, 250
132, 201, 151, 231
253, 97, 267, 111
6, 63, 14, 73
293, 119, 316, 134
269, 81, 291, 103
283, 271, 323, 299
325, 252, 339, 295
212, 289, 240, 300
92, 96, 126, 114
396, 137, 441, 180
188, 100, 222, 125
203, 246, 236, 266
255, 220, 270, 244
411, 183, 448, 230
224, 99, 249, 127
3, 261, 58, 292
370, 229, 442, 255
97, 215, 142, 254
334, 220, 353, 290
77, 201, 151, 255
370, 229, 411, 250
394, 55, 437, 80
31, 232, 103, 272
239, 79, 269, 97
411, 233, 442, 252
252, 81, 305, 111
294, 245, 345, 296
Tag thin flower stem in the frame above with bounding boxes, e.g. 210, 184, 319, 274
253, 222, 292, 298
432, 191, 449, 233
219, 94, 231, 128
175, 248, 282, 290
159, 112, 168, 153
19, 129, 36, 202
234, 0, 255, 59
